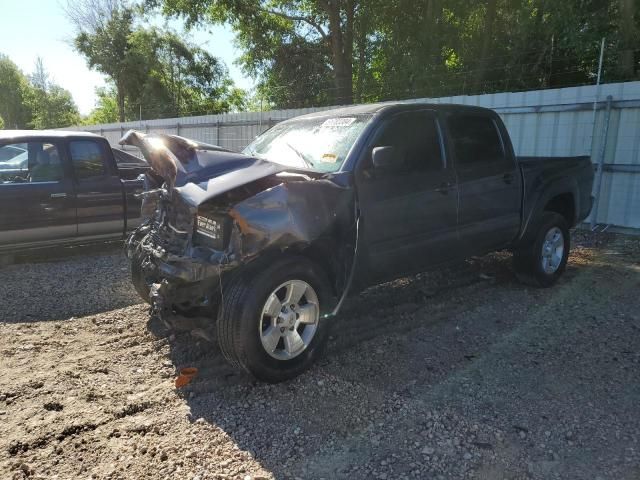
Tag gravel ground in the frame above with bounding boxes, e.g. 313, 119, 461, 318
1, 231, 639, 480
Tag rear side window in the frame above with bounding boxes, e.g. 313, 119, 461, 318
374, 111, 443, 172
447, 114, 505, 167
70, 140, 106, 179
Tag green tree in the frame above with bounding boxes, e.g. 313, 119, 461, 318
24, 58, 80, 129
69, 1, 245, 122
26, 85, 81, 129
0, 115, 4, 130
84, 87, 120, 124
129, 29, 246, 118
152, 0, 363, 105
67, 0, 143, 121
0, 54, 32, 128
154, 0, 639, 107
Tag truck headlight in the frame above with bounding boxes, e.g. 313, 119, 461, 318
194, 214, 228, 250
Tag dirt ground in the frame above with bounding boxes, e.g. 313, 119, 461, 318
1, 231, 639, 480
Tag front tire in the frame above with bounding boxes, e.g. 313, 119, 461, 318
131, 253, 152, 303
217, 255, 332, 383
513, 211, 570, 287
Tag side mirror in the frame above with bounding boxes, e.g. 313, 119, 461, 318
372, 146, 400, 171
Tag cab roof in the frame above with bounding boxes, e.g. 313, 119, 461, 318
0, 130, 100, 141
288, 101, 494, 121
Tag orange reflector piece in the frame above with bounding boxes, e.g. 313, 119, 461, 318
175, 367, 198, 388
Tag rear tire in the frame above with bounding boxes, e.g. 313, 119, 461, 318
217, 255, 332, 383
513, 212, 570, 288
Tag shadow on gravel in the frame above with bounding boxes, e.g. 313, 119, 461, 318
158, 248, 527, 475
0, 242, 143, 323
157, 231, 634, 478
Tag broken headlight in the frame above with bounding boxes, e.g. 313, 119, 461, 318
194, 214, 228, 250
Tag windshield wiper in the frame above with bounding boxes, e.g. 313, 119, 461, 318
285, 142, 316, 169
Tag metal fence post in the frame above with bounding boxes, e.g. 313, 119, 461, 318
590, 95, 613, 229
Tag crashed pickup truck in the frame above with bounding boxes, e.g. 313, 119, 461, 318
123, 102, 594, 383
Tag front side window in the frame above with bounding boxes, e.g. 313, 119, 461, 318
243, 114, 372, 173
373, 111, 443, 172
70, 140, 106, 179
447, 114, 505, 167
0, 142, 63, 184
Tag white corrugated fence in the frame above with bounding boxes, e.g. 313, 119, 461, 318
70, 81, 640, 229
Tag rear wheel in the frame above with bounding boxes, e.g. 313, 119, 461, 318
217, 256, 332, 383
513, 212, 570, 287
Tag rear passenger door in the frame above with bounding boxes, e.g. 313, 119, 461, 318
68, 139, 125, 237
445, 112, 521, 254
356, 110, 459, 280
0, 140, 76, 247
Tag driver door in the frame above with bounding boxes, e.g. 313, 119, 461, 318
355, 110, 459, 282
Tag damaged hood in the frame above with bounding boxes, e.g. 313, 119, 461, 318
120, 130, 297, 207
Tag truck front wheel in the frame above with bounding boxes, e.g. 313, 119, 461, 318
513, 212, 570, 287
131, 253, 152, 303
217, 256, 332, 383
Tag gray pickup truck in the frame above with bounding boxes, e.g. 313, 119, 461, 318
0, 130, 149, 252
124, 102, 594, 383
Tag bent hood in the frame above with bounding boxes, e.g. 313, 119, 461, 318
120, 130, 295, 207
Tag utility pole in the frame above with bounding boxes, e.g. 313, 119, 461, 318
547, 35, 554, 87
590, 38, 606, 141
589, 37, 607, 229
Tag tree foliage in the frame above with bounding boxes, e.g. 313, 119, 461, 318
0, 54, 32, 129
25, 58, 81, 129
154, 0, 640, 108
128, 28, 246, 118
67, 0, 246, 123
69, 1, 146, 121
0, 55, 79, 129
84, 87, 120, 124
26, 84, 81, 129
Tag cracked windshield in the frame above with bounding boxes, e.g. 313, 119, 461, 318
244, 115, 372, 172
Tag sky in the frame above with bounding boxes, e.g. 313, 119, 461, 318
0, 0, 254, 115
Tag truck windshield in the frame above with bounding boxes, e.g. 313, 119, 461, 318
243, 114, 372, 172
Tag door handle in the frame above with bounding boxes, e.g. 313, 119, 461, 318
435, 182, 453, 195
50, 193, 67, 198
503, 173, 514, 184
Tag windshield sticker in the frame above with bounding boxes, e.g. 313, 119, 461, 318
321, 117, 357, 128
321, 153, 338, 163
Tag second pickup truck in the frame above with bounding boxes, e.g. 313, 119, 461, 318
0, 130, 149, 251
124, 102, 594, 382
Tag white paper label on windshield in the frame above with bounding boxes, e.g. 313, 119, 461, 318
321, 117, 356, 128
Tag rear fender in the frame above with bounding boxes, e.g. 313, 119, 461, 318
518, 176, 579, 244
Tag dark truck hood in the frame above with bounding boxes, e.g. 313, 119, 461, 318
120, 130, 299, 207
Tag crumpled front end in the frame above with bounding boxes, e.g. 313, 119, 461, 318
121, 130, 357, 330
125, 187, 221, 324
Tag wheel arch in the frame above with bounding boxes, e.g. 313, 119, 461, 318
518, 176, 579, 246
543, 192, 576, 227
241, 239, 343, 301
